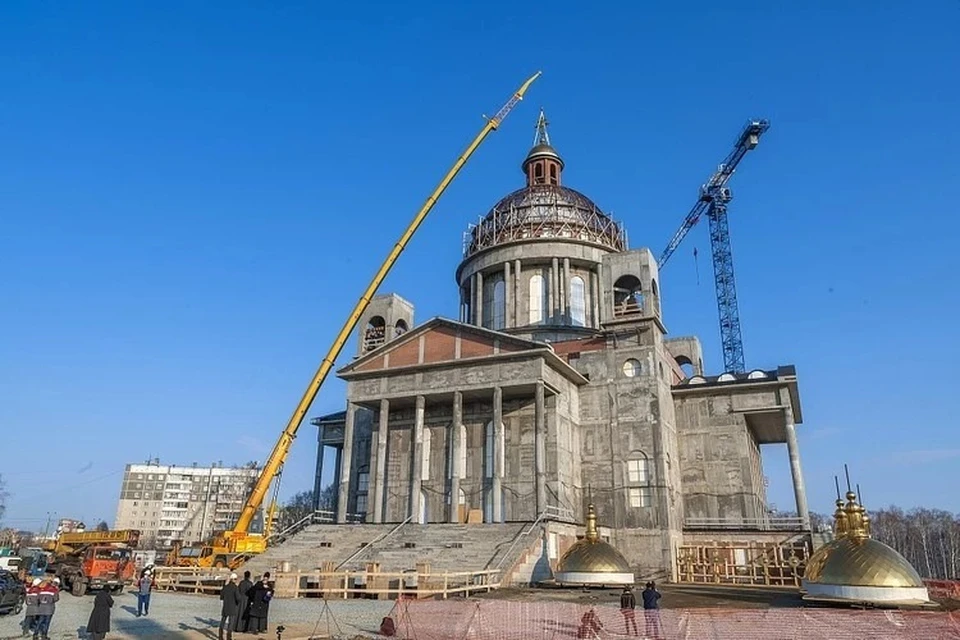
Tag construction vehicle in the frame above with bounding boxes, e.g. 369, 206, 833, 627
44, 529, 140, 596
659, 119, 770, 374
173, 71, 542, 568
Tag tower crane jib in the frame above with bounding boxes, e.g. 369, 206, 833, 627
658, 119, 770, 374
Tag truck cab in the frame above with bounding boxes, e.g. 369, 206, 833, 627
55, 546, 135, 596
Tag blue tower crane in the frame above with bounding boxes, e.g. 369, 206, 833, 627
658, 119, 770, 374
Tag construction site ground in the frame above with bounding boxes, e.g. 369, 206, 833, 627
0, 586, 957, 639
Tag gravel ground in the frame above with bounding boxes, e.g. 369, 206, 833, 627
0, 591, 395, 639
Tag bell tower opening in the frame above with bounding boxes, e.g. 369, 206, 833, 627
522, 108, 564, 187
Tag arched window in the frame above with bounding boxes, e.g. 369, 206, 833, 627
651, 279, 660, 315
534, 163, 544, 184
363, 316, 386, 353
675, 356, 695, 379
626, 454, 652, 508
492, 280, 506, 330
421, 428, 432, 481
529, 274, 546, 324
570, 276, 586, 326
549, 164, 558, 185
613, 275, 644, 318
395, 319, 408, 337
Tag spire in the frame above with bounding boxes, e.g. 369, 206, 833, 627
533, 107, 551, 147
522, 108, 564, 186
584, 503, 600, 543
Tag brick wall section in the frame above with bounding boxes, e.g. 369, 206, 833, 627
423, 327, 458, 363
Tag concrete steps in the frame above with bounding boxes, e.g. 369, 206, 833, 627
243, 522, 532, 578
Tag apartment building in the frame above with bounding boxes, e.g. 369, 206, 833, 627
113, 461, 263, 549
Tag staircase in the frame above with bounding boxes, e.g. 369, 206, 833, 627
242, 522, 530, 577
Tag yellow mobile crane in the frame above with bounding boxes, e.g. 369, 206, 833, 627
173, 71, 541, 569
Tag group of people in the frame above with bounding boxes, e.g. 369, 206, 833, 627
20, 577, 60, 640
218, 570, 275, 639
578, 582, 663, 639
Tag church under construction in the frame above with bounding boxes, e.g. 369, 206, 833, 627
300, 111, 812, 584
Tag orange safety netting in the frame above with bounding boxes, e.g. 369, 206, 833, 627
380, 598, 960, 640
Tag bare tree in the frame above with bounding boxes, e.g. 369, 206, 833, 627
0, 474, 8, 525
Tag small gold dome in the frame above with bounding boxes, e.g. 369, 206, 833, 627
555, 504, 634, 586
804, 537, 923, 588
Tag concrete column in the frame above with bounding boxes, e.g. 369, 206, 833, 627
492, 386, 504, 523
514, 259, 522, 326
534, 381, 547, 515
563, 257, 571, 324
313, 428, 325, 511
591, 266, 601, 328
410, 395, 426, 523
449, 391, 463, 523
551, 257, 560, 323
468, 276, 475, 325
372, 399, 389, 523
784, 405, 810, 530
504, 261, 512, 329
336, 402, 357, 523
474, 272, 484, 327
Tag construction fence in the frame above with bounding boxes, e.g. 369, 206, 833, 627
367, 598, 960, 640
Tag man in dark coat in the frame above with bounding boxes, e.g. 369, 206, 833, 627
620, 586, 638, 636
85, 590, 114, 640
235, 570, 253, 632
245, 573, 274, 635
219, 573, 242, 640
642, 581, 663, 640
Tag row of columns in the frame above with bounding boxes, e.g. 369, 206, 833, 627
464, 260, 603, 328
335, 383, 549, 524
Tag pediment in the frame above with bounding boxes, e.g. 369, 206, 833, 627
339, 317, 547, 375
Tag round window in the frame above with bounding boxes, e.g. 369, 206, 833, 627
622, 358, 642, 378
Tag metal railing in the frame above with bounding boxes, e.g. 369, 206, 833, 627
490, 505, 576, 572
683, 516, 806, 531
267, 510, 362, 546
335, 515, 411, 570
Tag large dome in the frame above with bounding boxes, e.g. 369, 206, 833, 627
801, 492, 931, 605
463, 184, 627, 258
804, 537, 924, 588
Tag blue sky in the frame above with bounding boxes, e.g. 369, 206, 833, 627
1, 1, 958, 530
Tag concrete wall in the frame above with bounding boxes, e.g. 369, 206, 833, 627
674, 394, 768, 522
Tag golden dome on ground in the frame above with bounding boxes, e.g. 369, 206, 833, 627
804, 537, 924, 588
555, 504, 635, 586
802, 491, 931, 606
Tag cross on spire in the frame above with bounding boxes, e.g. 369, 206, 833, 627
533, 107, 551, 147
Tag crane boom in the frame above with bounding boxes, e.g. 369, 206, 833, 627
228, 71, 542, 540
658, 119, 770, 374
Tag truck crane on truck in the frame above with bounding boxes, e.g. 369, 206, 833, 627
44, 529, 140, 596
172, 71, 542, 570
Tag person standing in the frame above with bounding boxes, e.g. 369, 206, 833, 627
85, 589, 114, 640
218, 573, 242, 640
21, 578, 41, 637
34, 578, 60, 640
642, 581, 663, 640
245, 573, 274, 635
136, 569, 156, 617
236, 570, 253, 633
620, 585, 638, 636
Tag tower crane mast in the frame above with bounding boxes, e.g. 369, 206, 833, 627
658, 119, 770, 374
